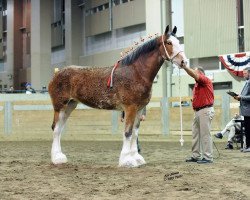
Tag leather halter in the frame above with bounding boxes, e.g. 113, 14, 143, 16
161, 35, 184, 66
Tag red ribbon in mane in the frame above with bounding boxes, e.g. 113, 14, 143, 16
107, 62, 119, 88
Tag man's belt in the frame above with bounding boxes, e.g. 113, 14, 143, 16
194, 104, 213, 112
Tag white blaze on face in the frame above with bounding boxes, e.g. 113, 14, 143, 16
169, 35, 187, 63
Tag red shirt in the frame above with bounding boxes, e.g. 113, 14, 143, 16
192, 72, 214, 109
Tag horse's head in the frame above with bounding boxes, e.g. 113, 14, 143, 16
159, 25, 187, 67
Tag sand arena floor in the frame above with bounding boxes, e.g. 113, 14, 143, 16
0, 139, 250, 200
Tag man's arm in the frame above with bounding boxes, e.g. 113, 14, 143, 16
181, 65, 199, 81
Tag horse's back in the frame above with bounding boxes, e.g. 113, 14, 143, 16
48, 65, 118, 108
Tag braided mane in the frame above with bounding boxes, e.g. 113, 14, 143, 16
121, 38, 158, 66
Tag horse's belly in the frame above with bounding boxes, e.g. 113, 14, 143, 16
78, 98, 118, 110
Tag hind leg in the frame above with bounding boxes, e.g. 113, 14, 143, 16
51, 110, 67, 164
51, 100, 77, 164
130, 110, 146, 166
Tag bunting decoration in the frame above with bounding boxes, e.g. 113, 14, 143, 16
219, 52, 250, 77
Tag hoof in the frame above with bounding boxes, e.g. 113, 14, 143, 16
51, 153, 68, 165
134, 153, 146, 166
119, 155, 138, 168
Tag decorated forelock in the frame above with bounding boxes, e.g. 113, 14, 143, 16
120, 33, 159, 59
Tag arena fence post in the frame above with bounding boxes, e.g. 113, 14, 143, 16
4, 101, 12, 134
111, 110, 119, 134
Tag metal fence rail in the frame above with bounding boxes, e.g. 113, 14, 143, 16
0, 94, 235, 139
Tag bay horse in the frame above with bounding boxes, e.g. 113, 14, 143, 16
48, 25, 187, 167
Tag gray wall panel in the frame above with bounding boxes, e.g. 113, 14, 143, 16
0, 11, 2, 36
0, 11, 2, 59
184, 0, 237, 58
79, 48, 123, 66
85, 9, 110, 36
51, 25, 63, 48
113, 0, 145, 29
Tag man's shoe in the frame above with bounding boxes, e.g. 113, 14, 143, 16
185, 157, 198, 162
243, 147, 250, 153
225, 143, 233, 149
197, 158, 213, 164
214, 132, 223, 139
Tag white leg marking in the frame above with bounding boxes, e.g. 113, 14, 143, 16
131, 128, 146, 166
119, 135, 138, 167
51, 111, 67, 164
119, 111, 146, 168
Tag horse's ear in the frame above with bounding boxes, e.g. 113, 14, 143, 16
164, 25, 169, 36
172, 26, 177, 35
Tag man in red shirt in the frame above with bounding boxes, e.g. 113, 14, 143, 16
181, 65, 215, 164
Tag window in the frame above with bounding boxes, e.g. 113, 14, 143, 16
238, 27, 244, 52
113, 0, 121, 6
189, 57, 220, 71
237, 0, 244, 52
98, 5, 103, 12
104, 3, 109, 9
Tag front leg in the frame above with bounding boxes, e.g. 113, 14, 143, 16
119, 107, 146, 167
130, 111, 146, 166
119, 106, 138, 167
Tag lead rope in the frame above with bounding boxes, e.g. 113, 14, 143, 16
178, 68, 184, 146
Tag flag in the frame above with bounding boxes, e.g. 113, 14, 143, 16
219, 52, 250, 77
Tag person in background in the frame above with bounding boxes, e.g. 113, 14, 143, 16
25, 83, 36, 94
40, 86, 48, 94
181, 65, 215, 164
234, 67, 250, 152
121, 107, 146, 153
8, 86, 14, 93
214, 114, 244, 149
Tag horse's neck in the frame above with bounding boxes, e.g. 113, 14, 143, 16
135, 51, 164, 82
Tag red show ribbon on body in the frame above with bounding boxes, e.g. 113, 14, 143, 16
107, 62, 119, 88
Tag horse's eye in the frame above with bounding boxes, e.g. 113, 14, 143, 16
166, 41, 172, 45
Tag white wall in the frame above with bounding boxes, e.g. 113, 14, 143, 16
172, 0, 184, 37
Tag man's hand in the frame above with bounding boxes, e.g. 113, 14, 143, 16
234, 95, 241, 101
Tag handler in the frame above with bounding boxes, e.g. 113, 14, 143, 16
181, 65, 215, 164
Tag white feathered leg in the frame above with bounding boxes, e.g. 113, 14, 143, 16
119, 109, 146, 167
51, 100, 77, 165
130, 113, 146, 166
131, 128, 146, 166
119, 107, 139, 167
51, 111, 68, 164
119, 134, 138, 167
